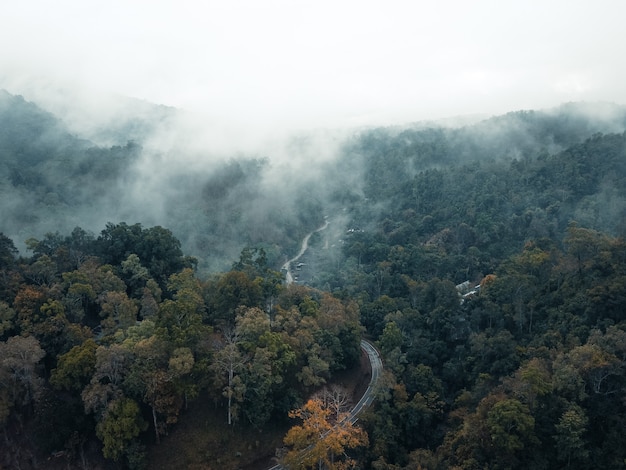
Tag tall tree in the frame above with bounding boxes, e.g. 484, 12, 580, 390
211, 329, 248, 425
50, 338, 98, 392
0, 335, 46, 426
96, 397, 147, 463
555, 404, 589, 468
282, 397, 368, 470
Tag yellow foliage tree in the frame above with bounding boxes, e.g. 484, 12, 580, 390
282, 397, 368, 470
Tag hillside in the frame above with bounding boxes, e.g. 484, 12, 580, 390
1, 92, 626, 469
2, 91, 626, 272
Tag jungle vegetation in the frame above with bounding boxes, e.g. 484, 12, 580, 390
2, 91, 626, 469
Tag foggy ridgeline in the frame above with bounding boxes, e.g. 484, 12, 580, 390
3, 89, 626, 469
3, 89, 626, 273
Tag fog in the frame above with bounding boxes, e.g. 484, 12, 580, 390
1, 1, 626, 132
1, 1, 626, 273
1, 85, 626, 276
0, 87, 358, 272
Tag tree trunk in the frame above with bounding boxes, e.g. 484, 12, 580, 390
227, 390, 232, 426
227, 366, 234, 425
152, 406, 160, 444
79, 440, 88, 470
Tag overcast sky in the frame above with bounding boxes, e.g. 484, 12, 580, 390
1, 0, 625, 130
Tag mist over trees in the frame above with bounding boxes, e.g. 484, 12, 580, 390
2, 89, 626, 468
4, 90, 626, 273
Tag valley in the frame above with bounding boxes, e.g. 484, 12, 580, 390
1, 92, 626, 469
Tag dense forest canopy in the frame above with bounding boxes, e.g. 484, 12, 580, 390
2, 90, 626, 469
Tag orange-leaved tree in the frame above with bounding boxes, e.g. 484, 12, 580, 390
282, 397, 368, 470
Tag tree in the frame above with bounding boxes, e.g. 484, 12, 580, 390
157, 268, 206, 346
503, 357, 553, 411
62, 258, 126, 322
13, 284, 48, 332
210, 270, 263, 324
563, 223, 610, 280
315, 385, 352, 422
0, 335, 46, 417
235, 306, 270, 351
379, 321, 404, 357
96, 397, 147, 463
123, 335, 191, 443
567, 342, 623, 396
0, 234, 21, 303
296, 354, 330, 389
82, 343, 131, 417
555, 404, 589, 468
0, 233, 18, 268
232, 246, 268, 277
50, 338, 98, 392
0, 301, 16, 339
96, 223, 192, 287
140, 281, 161, 319
99, 291, 138, 336
469, 329, 520, 379
121, 253, 151, 297
232, 247, 284, 314
239, 329, 296, 426
23, 253, 58, 286
241, 346, 277, 427
315, 294, 363, 371
282, 397, 368, 469
486, 398, 538, 464
211, 329, 248, 425
65, 226, 95, 269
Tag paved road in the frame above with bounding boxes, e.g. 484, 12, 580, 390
281, 220, 329, 285
268, 339, 382, 469
347, 339, 382, 424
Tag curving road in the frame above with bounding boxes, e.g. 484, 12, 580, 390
347, 340, 383, 424
268, 339, 382, 469
281, 220, 329, 284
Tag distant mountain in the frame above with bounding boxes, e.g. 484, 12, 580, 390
2, 89, 626, 274
0, 91, 315, 271
0, 90, 141, 249
340, 101, 626, 201
0, 90, 89, 162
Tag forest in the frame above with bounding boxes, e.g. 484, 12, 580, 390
2, 90, 626, 469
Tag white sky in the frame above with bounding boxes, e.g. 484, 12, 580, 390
1, 0, 625, 130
